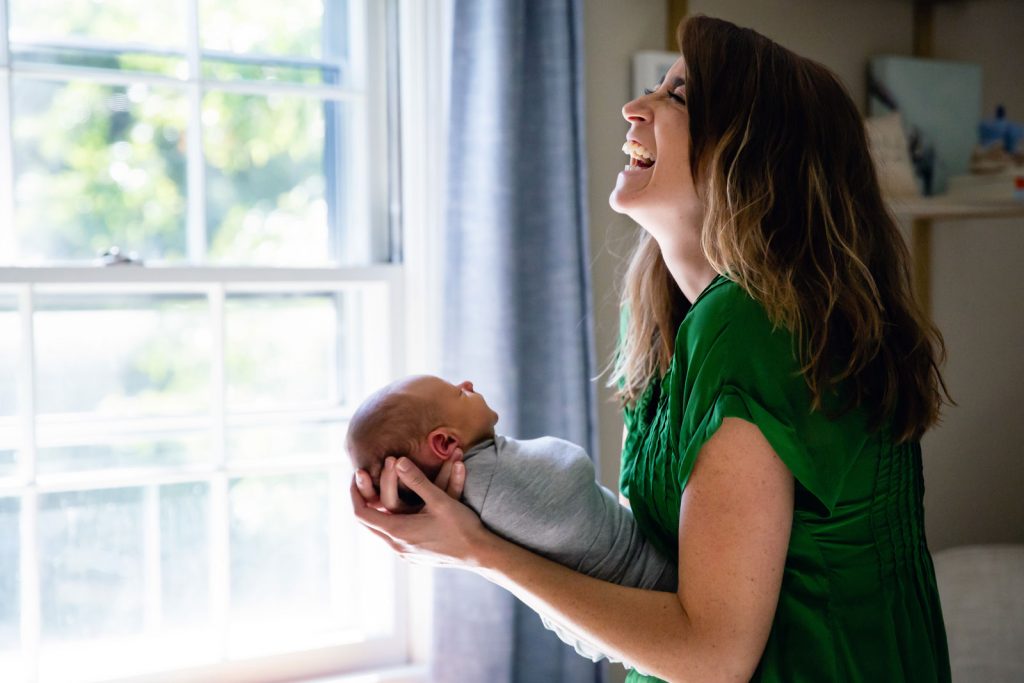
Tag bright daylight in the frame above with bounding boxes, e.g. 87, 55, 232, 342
1, 1, 1023, 683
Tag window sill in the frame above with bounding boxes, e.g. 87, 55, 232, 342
301, 665, 430, 683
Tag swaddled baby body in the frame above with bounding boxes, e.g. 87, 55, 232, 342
346, 375, 677, 668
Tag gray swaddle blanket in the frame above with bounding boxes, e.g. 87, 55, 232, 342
460, 435, 677, 668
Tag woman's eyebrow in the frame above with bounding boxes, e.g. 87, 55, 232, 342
656, 71, 685, 87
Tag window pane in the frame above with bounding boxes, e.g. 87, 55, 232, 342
225, 293, 339, 410
36, 432, 213, 475
12, 79, 188, 264
39, 488, 145, 641
0, 295, 20, 418
226, 421, 345, 463
199, 0, 343, 64
33, 484, 216, 682
0, 441, 15, 479
9, 0, 186, 49
0, 297, 18, 478
0, 497, 19, 652
228, 473, 330, 627
204, 92, 348, 265
160, 482, 210, 630
34, 295, 210, 416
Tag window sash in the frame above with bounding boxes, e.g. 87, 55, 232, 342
0, 0, 436, 678
0, 264, 408, 682
0, 0, 392, 267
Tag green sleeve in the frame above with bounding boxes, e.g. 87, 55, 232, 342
672, 286, 870, 516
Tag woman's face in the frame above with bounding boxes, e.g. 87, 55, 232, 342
609, 57, 701, 239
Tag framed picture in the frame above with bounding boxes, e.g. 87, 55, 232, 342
867, 56, 982, 195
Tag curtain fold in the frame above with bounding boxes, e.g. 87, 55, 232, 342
434, 0, 600, 681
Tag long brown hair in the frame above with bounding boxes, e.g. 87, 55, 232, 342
612, 15, 951, 443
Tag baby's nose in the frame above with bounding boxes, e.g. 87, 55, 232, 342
460, 381, 474, 392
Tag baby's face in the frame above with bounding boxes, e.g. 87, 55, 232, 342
402, 375, 499, 447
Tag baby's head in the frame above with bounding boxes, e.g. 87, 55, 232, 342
347, 375, 499, 505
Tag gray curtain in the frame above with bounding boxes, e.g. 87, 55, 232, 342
434, 0, 601, 681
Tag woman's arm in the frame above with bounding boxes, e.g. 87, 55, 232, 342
352, 417, 793, 682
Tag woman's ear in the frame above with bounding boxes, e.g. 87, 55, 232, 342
427, 428, 460, 460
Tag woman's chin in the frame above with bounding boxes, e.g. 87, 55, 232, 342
609, 167, 654, 215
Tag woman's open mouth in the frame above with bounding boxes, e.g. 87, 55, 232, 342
622, 139, 656, 170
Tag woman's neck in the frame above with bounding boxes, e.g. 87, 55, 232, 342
656, 234, 718, 305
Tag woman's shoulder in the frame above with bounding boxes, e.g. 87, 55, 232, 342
676, 275, 790, 358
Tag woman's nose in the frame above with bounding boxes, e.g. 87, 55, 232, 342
622, 94, 651, 123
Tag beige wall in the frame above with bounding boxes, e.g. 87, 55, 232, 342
584, 0, 665, 498
584, 0, 1023, 593
923, 0, 1024, 550
688, 0, 913, 113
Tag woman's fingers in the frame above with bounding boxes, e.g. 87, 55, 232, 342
379, 457, 402, 511
354, 469, 378, 502
446, 461, 466, 499
434, 460, 452, 492
350, 466, 489, 568
394, 457, 448, 506
434, 448, 464, 497
353, 468, 394, 514
350, 477, 408, 536
372, 458, 422, 514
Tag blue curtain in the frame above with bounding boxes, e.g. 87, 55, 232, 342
434, 0, 600, 681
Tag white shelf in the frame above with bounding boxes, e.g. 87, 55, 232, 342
888, 196, 1024, 221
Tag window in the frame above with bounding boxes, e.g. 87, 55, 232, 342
0, 0, 441, 680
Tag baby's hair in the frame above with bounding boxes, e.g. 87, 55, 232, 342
346, 379, 444, 503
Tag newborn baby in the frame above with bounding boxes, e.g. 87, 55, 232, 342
346, 374, 677, 668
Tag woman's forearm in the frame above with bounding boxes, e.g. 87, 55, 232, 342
472, 533, 746, 683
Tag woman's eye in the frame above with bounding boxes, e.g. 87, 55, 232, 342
668, 91, 686, 105
642, 87, 655, 96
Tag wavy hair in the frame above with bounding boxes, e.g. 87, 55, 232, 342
611, 15, 951, 443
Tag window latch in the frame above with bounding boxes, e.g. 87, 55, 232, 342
99, 246, 144, 267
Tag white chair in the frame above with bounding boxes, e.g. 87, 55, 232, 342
932, 544, 1024, 683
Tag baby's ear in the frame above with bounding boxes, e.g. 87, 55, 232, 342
427, 428, 459, 460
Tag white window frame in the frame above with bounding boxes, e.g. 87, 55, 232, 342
0, 0, 451, 680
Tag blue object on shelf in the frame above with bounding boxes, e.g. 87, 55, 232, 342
979, 105, 1024, 154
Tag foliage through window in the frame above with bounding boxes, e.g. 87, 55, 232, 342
0, 0, 404, 681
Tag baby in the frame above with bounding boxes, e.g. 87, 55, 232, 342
346, 374, 677, 668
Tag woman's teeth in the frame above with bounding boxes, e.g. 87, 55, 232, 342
621, 140, 656, 170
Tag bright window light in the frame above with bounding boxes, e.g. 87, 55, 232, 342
0, 0, 417, 681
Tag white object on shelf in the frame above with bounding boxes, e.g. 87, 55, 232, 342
865, 112, 922, 199
947, 166, 1024, 201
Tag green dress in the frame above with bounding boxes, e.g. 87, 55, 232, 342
620, 274, 951, 682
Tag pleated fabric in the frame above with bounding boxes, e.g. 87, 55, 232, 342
620, 274, 952, 683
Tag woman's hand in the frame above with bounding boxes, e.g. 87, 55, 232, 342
350, 456, 493, 568
353, 449, 465, 514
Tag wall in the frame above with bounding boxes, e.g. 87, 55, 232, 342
923, 0, 1024, 550
583, 5, 1023, 673
688, 0, 913, 114
584, 0, 666, 499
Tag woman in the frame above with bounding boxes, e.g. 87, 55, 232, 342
352, 15, 952, 682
